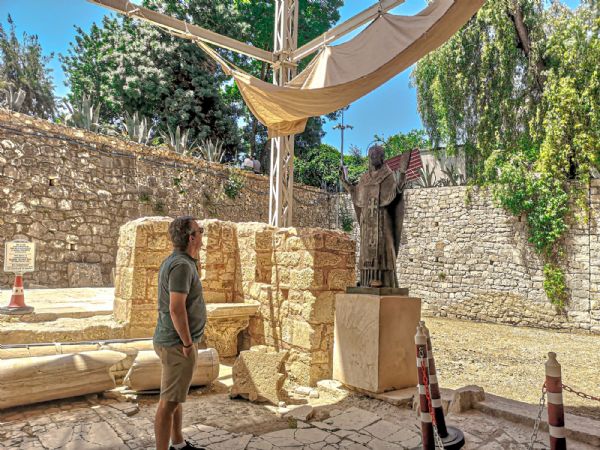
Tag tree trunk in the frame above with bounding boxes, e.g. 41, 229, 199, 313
507, 1, 546, 90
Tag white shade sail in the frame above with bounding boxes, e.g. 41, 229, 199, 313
211, 0, 484, 137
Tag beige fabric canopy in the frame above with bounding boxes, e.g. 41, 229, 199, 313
204, 0, 484, 137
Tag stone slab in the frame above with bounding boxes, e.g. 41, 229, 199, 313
364, 387, 416, 407
345, 287, 409, 296
333, 294, 420, 393
475, 393, 600, 447
206, 302, 260, 319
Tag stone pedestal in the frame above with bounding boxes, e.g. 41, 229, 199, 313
333, 294, 420, 393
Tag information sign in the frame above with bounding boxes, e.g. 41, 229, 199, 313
4, 240, 36, 273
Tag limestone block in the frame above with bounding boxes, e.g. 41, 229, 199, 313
285, 234, 324, 251
333, 294, 421, 393
305, 291, 336, 323
281, 318, 316, 350
283, 405, 314, 421
449, 385, 486, 413
123, 348, 219, 391
327, 269, 355, 291
67, 262, 103, 287
324, 234, 355, 252
290, 268, 323, 290
0, 350, 127, 409
230, 347, 289, 404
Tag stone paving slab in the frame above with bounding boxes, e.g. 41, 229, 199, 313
0, 288, 114, 314
0, 392, 597, 450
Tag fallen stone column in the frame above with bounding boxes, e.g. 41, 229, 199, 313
124, 348, 219, 391
0, 340, 155, 359
0, 340, 156, 383
0, 350, 127, 409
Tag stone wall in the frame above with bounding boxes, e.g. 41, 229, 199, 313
397, 183, 600, 333
0, 111, 336, 288
115, 217, 356, 385
239, 224, 356, 385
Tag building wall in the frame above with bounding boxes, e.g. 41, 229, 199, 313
0, 111, 336, 288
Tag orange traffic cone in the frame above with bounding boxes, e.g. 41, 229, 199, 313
0, 274, 34, 315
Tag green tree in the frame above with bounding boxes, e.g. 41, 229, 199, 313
412, 0, 547, 175
0, 15, 56, 118
412, 0, 600, 307
376, 129, 430, 160
295, 143, 368, 190
344, 145, 368, 184
227, 0, 343, 165
61, 12, 241, 151
295, 143, 342, 190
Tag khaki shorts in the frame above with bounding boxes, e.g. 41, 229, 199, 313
153, 343, 197, 403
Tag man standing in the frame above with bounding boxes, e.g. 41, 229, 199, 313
153, 216, 207, 450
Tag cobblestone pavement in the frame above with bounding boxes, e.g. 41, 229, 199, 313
0, 390, 596, 450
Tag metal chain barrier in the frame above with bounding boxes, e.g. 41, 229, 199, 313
528, 382, 547, 450
562, 383, 600, 402
420, 359, 445, 449
528, 380, 600, 450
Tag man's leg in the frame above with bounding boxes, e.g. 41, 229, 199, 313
171, 403, 184, 445
154, 399, 179, 450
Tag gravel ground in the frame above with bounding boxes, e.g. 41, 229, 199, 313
426, 316, 600, 419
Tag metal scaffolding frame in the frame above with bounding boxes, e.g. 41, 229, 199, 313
269, 0, 298, 227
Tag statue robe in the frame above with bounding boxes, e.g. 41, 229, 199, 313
348, 165, 405, 288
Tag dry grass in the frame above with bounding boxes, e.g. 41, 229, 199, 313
426, 316, 600, 419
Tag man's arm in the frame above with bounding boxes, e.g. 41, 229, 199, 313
169, 292, 194, 357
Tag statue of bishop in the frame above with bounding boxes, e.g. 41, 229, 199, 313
340, 145, 411, 289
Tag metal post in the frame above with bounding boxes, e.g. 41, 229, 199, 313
334, 110, 353, 194
546, 352, 567, 450
269, 0, 298, 227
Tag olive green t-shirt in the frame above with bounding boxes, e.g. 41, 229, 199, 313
153, 250, 206, 347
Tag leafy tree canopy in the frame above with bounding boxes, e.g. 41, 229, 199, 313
376, 129, 430, 160
61, 12, 240, 151
223, 0, 343, 162
0, 15, 56, 118
62, 0, 343, 160
295, 143, 367, 191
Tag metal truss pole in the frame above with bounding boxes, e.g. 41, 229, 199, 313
269, 0, 298, 228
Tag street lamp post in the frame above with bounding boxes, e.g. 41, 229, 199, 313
333, 109, 353, 191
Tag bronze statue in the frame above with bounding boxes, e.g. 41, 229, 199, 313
340, 145, 410, 288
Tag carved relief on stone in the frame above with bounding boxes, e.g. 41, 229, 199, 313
205, 317, 250, 358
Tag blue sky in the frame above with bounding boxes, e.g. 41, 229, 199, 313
0, 0, 582, 153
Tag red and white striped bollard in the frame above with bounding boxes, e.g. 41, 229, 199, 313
420, 320, 464, 449
546, 352, 567, 450
415, 324, 435, 450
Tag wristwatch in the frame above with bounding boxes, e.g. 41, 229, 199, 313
183, 342, 193, 348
